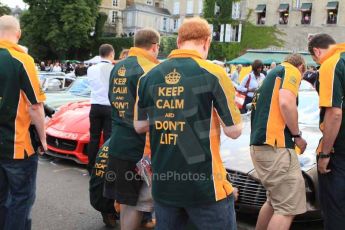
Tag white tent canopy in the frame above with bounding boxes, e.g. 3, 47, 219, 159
84, 56, 101, 64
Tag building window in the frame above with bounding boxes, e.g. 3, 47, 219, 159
173, 19, 179, 30
163, 18, 168, 31
112, 0, 118, 7
126, 12, 133, 26
112, 11, 118, 23
147, 0, 153, 5
232, 1, 241, 19
198, 0, 203, 14
173, 0, 180, 15
278, 3, 289, 25
255, 4, 266, 25
187, 0, 193, 15
300, 3, 312, 25
326, 1, 338, 24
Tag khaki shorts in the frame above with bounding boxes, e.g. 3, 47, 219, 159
135, 182, 153, 212
250, 145, 307, 216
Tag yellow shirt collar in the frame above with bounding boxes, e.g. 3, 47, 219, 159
128, 47, 159, 64
0, 40, 25, 53
320, 43, 345, 64
168, 49, 203, 60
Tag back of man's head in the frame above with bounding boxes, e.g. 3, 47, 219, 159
99, 44, 114, 58
134, 28, 160, 49
0, 15, 21, 42
178, 17, 211, 45
285, 53, 306, 71
308, 34, 336, 56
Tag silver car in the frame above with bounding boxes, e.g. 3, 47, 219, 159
221, 81, 321, 220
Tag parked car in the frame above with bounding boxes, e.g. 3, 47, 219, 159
41, 75, 75, 92
221, 80, 321, 220
45, 101, 93, 164
45, 76, 90, 109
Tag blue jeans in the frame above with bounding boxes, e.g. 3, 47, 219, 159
0, 155, 38, 230
155, 194, 237, 230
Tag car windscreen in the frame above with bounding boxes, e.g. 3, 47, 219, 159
68, 78, 90, 97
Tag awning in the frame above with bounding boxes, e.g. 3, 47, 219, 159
278, 3, 289, 12
226, 50, 317, 66
326, 1, 338, 10
255, 4, 266, 13
300, 3, 312, 12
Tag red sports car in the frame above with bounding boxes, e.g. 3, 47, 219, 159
45, 101, 102, 164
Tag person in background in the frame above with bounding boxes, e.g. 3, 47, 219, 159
237, 60, 265, 113
267, 62, 276, 75
250, 54, 307, 230
303, 66, 318, 87
52, 62, 62, 72
231, 64, 242, 84
134, 17, 242, 230
87, 44, 115, 174
40, 61, 46, 71
308, 33, 345, 230
104, 28, 160, 230
0, 15, 47, 230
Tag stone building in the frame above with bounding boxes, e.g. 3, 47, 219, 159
100, 0, 171, 36
243, 0, 345, 51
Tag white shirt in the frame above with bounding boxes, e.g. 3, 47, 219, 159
237, 71, 265, 98
87, 59, 113, 106
52, 65, 62, 72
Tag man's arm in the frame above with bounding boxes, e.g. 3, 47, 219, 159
279, 89, 307, 153
29, 103, 47, 151
322, 107, 342, 153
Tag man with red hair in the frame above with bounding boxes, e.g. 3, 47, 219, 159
134, 17, 242, 229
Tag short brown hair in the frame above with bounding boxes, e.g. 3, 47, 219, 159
99, 44, 114, 58
134, 28, 160, 49
178, 17, 211, 44
308, 33, 336, 55
284, 53, 306, 70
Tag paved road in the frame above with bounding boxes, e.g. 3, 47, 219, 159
32, 156, 323, 230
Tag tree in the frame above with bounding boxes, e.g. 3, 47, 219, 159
0, 3, 11, 16
21, 0, 101, 60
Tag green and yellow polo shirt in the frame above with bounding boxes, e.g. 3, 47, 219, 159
135, 49, 241, 207
0, 40, 46, 159
318, 43, 345, 153
108, 47, 159, 162
250, 62, 302, 148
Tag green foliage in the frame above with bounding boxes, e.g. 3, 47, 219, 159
94, 36, 177, 59
21, 0, 101, 60
203, 0, 240, 24
94, 12, 108, 39
0, 3, 11, 16
94, 37, 133, 59
208, 22, 284, 61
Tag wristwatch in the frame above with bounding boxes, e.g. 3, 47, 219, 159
319, 152, 331, 158
292, 131, 302, 139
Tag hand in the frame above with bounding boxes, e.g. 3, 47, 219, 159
40, 140, 48, 154
294, 137, 307, 154
233, 187, 239, 201
318, 157, 331, 174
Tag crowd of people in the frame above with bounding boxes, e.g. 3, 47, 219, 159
1, 14, 345, 230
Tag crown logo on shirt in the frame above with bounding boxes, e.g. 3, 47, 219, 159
118, 66, 126, 77
165, 69, 181, 85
